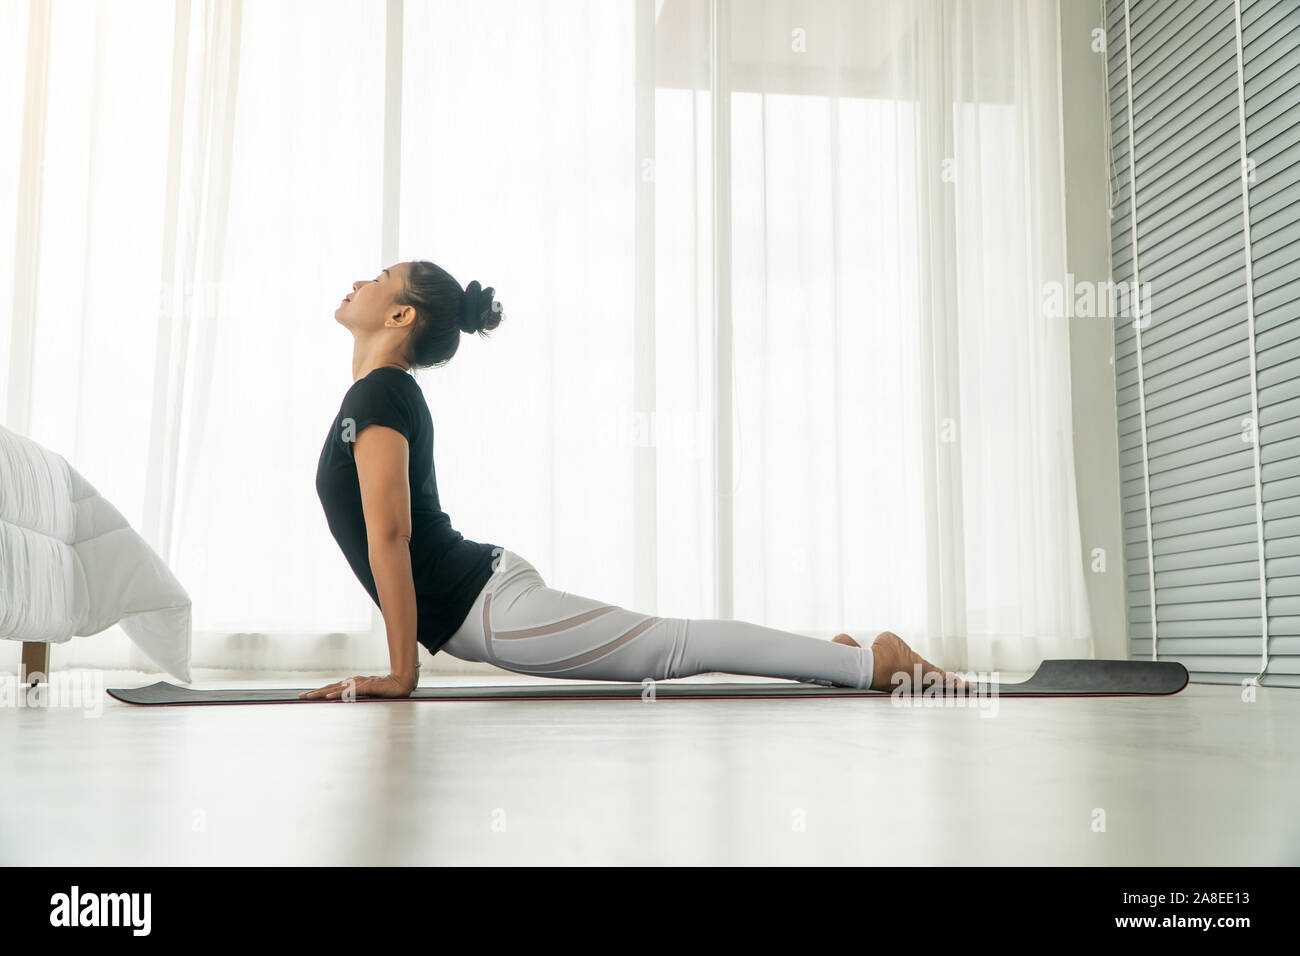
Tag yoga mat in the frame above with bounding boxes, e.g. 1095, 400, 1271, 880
106, 658, 1188, 705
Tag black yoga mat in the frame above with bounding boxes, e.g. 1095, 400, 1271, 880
107, 658, 1188, 705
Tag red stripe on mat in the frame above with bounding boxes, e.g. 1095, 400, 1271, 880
106, 690, 1185, 705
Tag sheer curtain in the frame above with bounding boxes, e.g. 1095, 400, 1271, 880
1, 0, 1091, 678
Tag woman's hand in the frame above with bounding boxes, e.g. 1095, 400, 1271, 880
298, 673, 417, 701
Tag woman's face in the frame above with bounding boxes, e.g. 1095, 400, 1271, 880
334, 261, 413, 334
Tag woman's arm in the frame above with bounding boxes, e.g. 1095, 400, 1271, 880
300, 424, 419, 700
355, 424, 420, 687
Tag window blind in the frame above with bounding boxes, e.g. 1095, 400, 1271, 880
1244, 0, 1300, 688
1107, 0, 1299, 685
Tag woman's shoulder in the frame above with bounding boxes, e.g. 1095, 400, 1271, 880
347, 367, 422, 402
338, 368, 426, 437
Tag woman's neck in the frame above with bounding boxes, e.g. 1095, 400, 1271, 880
351, 339, 409, 381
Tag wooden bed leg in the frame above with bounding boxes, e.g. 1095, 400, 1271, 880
21, 642, 50, 686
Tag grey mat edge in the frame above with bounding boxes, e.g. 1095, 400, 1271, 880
107, 658, 1190, 704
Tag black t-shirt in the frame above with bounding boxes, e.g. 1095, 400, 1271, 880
315, 367, 499, 656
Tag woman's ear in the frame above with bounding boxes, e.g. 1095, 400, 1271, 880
388, 305, 417, 329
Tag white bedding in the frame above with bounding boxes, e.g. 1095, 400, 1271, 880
0, 425, 191, 682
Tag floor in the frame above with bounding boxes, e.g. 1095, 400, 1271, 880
1, 670, 1297, 865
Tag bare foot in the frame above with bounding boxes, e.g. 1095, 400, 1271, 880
835, 631, 968, 693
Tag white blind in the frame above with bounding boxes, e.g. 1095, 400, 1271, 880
1245, 0, 1300, 688
1109, 0, 1300, 685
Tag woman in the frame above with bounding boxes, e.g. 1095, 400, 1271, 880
303, 260, 963, 700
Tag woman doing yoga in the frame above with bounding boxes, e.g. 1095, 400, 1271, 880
302, 261, 964, 700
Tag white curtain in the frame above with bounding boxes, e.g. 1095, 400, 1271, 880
1, 0, 1091, 678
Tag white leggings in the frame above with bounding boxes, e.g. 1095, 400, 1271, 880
441, 550, 874, 689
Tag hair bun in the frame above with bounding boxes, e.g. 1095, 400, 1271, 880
459, 280, 503, 335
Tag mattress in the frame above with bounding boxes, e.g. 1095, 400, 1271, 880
0, 425, 191, 682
